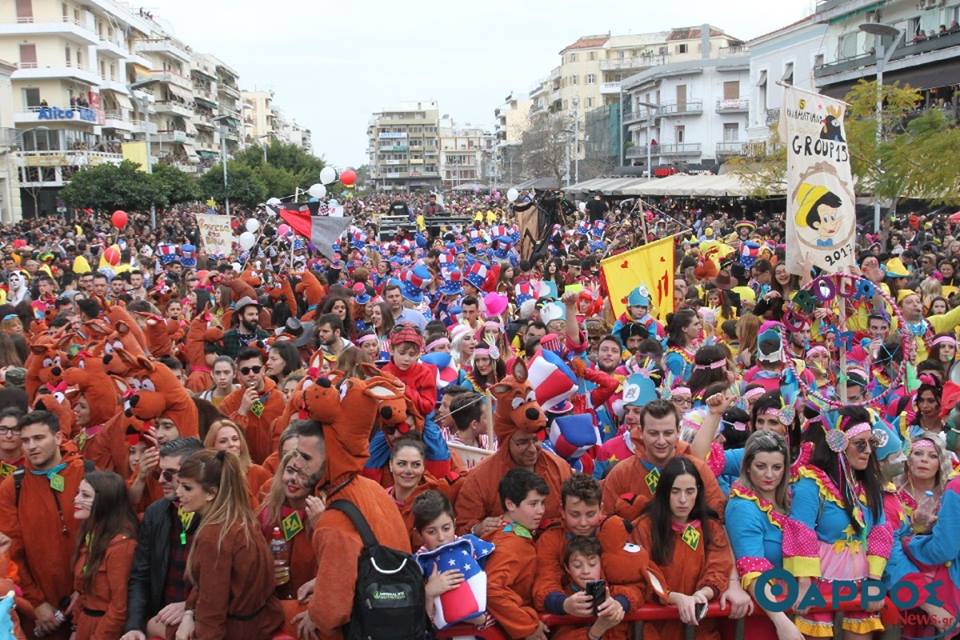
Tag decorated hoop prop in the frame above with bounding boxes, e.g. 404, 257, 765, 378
780, 273, 913, 409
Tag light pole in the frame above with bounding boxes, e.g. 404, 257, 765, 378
258, 134, 270, 163
635, 100, 659, 178
214, 115, 232, 216
859, 22, 901, 234
129, 80, 158, 228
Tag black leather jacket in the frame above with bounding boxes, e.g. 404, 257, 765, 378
124, 498, 199, 633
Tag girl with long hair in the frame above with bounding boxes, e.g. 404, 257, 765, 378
786, 407, 890, 640
736, 313, 761, 370
464, 342, 505, 393
726, 432, 803, 640
664, 308, 702, 383
687, 344, 735, 401
69, 471, 139, 639
321, 295, 354, 340
198, 356, 238, 409
386, 438, 455, 550
895, 433, 950, 528
632, 457, 732, 640
927, 334, 956, 373
175, 450, 283, 640
370, 300, 395, 358
204, 419, 272, 506
905, 382, 948, 446
265, 341, 302, 383
257, 452, 320, 603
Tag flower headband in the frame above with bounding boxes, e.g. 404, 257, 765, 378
931, 335, 957, 348
424, 337, 449, 351
693, 358, 726, 372
911, 437, 939, 454
356, 334, 379, 345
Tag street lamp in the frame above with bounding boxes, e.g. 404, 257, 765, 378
258, 134, 271, 163
129, 79, 158, 229
214, 115, 233, 217
859, 22, 902, 234
635, 100, 659, 178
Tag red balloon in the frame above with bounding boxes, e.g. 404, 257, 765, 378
111, 210, 128, 229
103, 246, 121, 266
340, 169, 357, 187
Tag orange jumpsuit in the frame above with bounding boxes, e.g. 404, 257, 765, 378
308, 475, 411, 638
631, 515, 732, 640
185, 521, 284, 640
0, 550, 26, 640
245, 463, 272, 509
454, 447, 571, 534
71, 534, 137, 640
601, 440, 726, 522
220, 379, 286, 464
0, 457, 86, 640
389, 475, 458, 550
485, 524, 540, 638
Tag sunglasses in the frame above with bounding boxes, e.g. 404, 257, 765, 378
160, 469, 178, 481
239, 365, 262, 375
851, 437, 880, 454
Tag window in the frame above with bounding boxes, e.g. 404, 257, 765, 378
757, 69, 768, 111
618, 50, 625, 59
723, 80, 740, 100
814, 53, 825, 67
569, 53, 577, 62
18, 44, 37, 68
588, 51, 596, 60
586, 97, 594, 108
781, 62, 794, 85
16, 0, 33, 20
839, 32, 858, 59
23, 88, 40, 108
723, 123, 739, 142
677, 44, 688, 54
659, 46, 668, 56
570, 75, 579, 85
586, 74, 596, 84
675, 125, 685, 143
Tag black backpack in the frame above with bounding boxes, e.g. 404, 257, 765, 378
329, 500, 427, 640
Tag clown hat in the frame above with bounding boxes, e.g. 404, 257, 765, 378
548, 414, 601, 460
399, 264, 432, 305
735, 220, 756, 233
465, 262, 487, 290
540, 301, 566, 326
884, 257, 910, 279
438, 269, 464, 297
157, 243, 179, 265
180, 244, 197, 268
352, 282, 371, 305
527, 348, 577, 413
627, 286, 651, 308
621, 370, 659, 408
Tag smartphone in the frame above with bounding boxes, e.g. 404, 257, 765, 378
695, 602, 708, 621
585, 579, 606, 615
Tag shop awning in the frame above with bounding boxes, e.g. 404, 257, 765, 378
566, 177, 651, 195
111, 93, 134, 111
618, 173, 785, 197
166, 84, 193, 103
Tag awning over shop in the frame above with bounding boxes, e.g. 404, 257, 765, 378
166, 84, 193, 103
566, 177, 651, 195
618, 173, 785, 197
197, 150, 219, 159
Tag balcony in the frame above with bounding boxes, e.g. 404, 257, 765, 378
623, 109, 655, 125
0, 16, 99, 45
150, 70, 193, 90
719, 45, 749, 57
193, 92, 218, 108
379, 131, 408, 139
16, 150, 123, 187
716, 141, 745, 157
716, 98, 749, 113
219, 84, 241, 99
13, 61, 100, 85
659, 101, 703, 116
658, 143, 702, 156
599, 82, 621, 95
599, 55, 668, 71
134, 38, 191, 64
815, 29, 960, 80
97, 37, 129, 58
625, 144, 660, 159
99, 78, 129, 95
154, 101, 194, 118
155, 130, 188, 144
14, 105, 98, 125
102, 111, 135, 131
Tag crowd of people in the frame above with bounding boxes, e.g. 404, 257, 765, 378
0, 189, 957, 640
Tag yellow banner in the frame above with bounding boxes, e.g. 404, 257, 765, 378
601, 236, 675, 323
121, 141, 148, 171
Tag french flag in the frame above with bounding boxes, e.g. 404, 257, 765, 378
416, 535, 494, 629
527, 349, 577, 412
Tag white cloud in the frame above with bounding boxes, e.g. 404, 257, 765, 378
148, 0, 814, 167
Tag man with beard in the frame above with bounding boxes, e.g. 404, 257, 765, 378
315, 313, 352, 358
220, 348, 285, 463
120, 438, 204, 640
222, 296, 270, 359
522, 320, 547, 358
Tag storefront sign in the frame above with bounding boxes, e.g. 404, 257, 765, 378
37, 106, 97, 123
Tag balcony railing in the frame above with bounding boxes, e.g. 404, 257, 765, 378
716, 98, 749, 113
659, 101, 703, 116
625, 144, 659, 159
599, 55, 668, 71
718, 45, 749, 57
815, 28, 960, 79
658, 143, 702, 155
716, 141, 745, 156
599, 82, 621, 94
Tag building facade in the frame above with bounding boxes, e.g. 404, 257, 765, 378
367, 101, 441, 191
493, 92, 530, 187
438, 117, 495, 189
621, 52, 751, 174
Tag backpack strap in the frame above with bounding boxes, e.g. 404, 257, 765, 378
329, 500, 378, 549
13, 468, 24, 507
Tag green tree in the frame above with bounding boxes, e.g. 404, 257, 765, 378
60, 161, 161, 211
151, 163, 199, 208
726, 128, 787, 199
233, 140, 341, 198
198, 161, 267, 207
252, 163, 299, 201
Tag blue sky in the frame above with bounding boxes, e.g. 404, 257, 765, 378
149, 0, 814, 168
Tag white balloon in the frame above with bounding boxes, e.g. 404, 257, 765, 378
308, 183, 326, 199
578, 201, 587, 213
238, 231, 256, 251
245, 218, 260, 233
231, 262, 242, 272
266, 197, 282, 207
320, 166, 337, 185
507, 188, 519, 203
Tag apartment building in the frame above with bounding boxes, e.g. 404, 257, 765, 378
812, 0, 960, 105
367, 101, 441, 191
214, 57, 241, 155
0, 60, 21, 222
493, 92, 530, 185
190, 53, 220, 169
621, 50, 751, 174
438, 117, 495, 189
